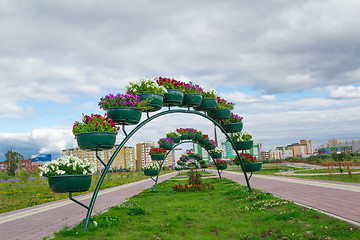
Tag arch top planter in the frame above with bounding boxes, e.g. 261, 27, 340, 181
188, 134, 196, 140
181, 134, 189, 140
48, 174, 92, 193
211, 153, 222, 159
181, 93, 203, 107
169, 136, 181, 143
163, 89, 184, 106
205, 144, 216, 150
138, 93, 164, 112
193, 98, 217, 111
235, 140, 253, 150
217, 165, 227, 170
107, 107, 142, 125
76, 132, 116, 151
208, 108, 231, 120
159, 142, 173, 150
223, 122, 243, 133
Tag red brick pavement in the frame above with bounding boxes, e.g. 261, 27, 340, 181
0, 172, 178, 240
220, 170, 360, 226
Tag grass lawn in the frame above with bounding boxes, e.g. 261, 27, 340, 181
0, 171, 172, 214
53, 173, 360, 240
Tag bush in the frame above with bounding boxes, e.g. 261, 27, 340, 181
19, 170, 31, 183
0, 171, 10, 181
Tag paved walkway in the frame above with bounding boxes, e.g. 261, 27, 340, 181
0, 172, 178, 240
219, 170, 360, 226
2, 170, 360, 239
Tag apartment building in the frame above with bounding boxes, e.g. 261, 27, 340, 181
136, 141, 173, 169
62, 145, 136, 172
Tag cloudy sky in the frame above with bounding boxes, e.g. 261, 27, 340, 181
0, 0, 359, 160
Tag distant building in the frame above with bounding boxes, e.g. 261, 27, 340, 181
300, 140, 313, 154
318, 146, 352, 155
219, 139, 261, 160
136, 141, 173, 169
194, 143, 210, 163
321, 138, 360, 153
287, 143, 306, 157
0, 158, 41, 174
62, 145, 136, 172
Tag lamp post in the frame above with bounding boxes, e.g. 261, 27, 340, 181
337, 151, 342, 173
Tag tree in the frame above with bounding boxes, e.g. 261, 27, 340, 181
5, 150, 24, 176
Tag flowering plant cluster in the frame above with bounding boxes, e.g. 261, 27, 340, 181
155, 77, 186, 91
202, 134, 209, 140
172, 182, 214, 192
149, 147, 166, 155
125, 78, 167, 95
216, 159, 228, 166
201, 163, 208, 168
184, 82, 203, 94
187, 153, 202, 160
203, 89, 217, 99
221, 112, 243, 125
174, 165, 183, 170
195, 129, 202, 135
176, 128, 197, 134
143, 162, 160, 170
166, 131, 181, 138
158, 138, 175, 144
39, 155, 96, 177
209, 147, 223, 154
208, 139, 216, 145
72, 114, 119, 136
98, 92, 149, 111
216, 97, 235, 109
177, 160, 185, 165
232, 131, 253, 142
186, 159, 200, 168
234, 153, 258, 165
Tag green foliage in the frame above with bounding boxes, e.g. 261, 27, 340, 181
127, 207, 146, 216
5, 150, 23, 176
72, 114, 119, 136
19, 169, 31, 182
188, 169, 202, 185
125, 78, 167, 94
0, 171, 10, 181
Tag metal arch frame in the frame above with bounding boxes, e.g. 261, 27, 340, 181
152, 140, 225, 189
78, 109, 251, 230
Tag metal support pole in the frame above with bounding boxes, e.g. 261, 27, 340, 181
69, 193, 89, 210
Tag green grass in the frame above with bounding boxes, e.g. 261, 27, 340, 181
294, 168, 360, 174
291, 173, 360, 183
53, 176, 360, 240
0, 171, 172, 214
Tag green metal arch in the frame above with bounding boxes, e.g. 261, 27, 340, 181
83, 109, 251, 229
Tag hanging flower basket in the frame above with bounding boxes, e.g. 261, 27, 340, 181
181, 93, 202, 107
201, 165, 209, 169
206, 144, 216, 150
76, 132, 116, 150
211, 153, 222, 159
223, 122, 243, 133
138, 93, 164, 112
144, 169, 159, 176
150, 154, 166, 161
208, 108, 231, 120
195, 135, 202, 141
189, 134, 196, 140
163, 89, 184, 106
217, 165, 227, 170
169, 136, 181, 143
159, 142, 173, 150
244, 162, 262, 172
235, 140, 253, 150
200, 138, 209, 144
181, 134, 189, 140
194, 98, 217, 111
48, 175, 92, 193
107, 107, 142, 125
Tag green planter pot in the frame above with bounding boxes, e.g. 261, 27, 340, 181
159, 142, 173, 150
163, 89, 184, 106
235, 140, 253, 150
48, 174, 92, 193
211, 153, 222, 159
189, 134, 196, 140
181, 134, 189, 140
217, 165, 227, 170
150, 154, 166, 161
201, 165, 209, 169
195, 135, 202, 141
208, 108, 231, 120
76, 132, 116, 151
244, 162, 262, 172
206, 144, 216, 150
138, 93, 164, 112
169, 136, 181, 143
181, 93, 202, 107
223, 122, 243, 133
200, 138, 209, 144
107, 107, 142, 125
144, 169, 159, 176
194, 98, 217, 111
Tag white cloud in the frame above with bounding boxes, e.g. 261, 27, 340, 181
329, 85, 360, 99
